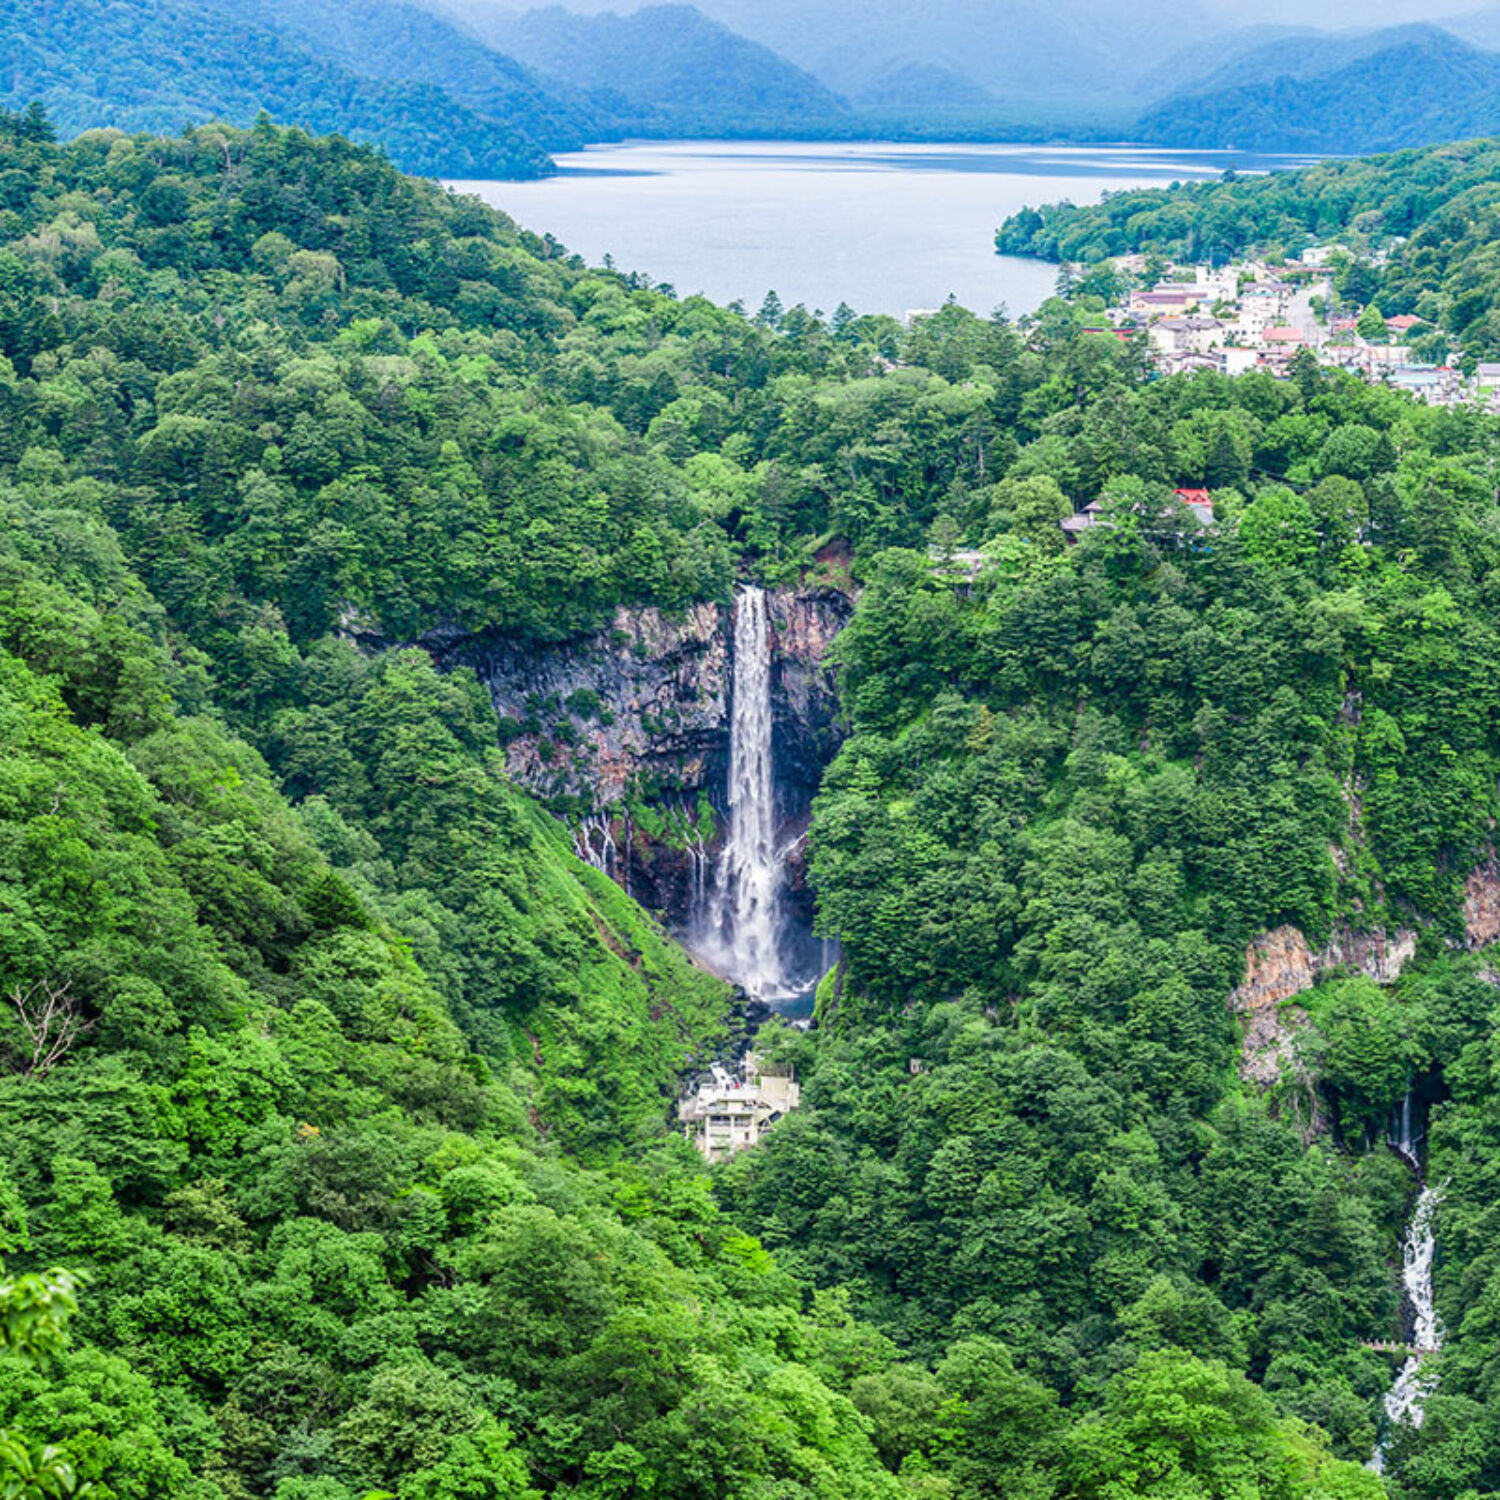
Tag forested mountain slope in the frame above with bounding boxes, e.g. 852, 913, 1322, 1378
996, 134, 1500, 358
2, 110, 1500, 1497
1135, 28, 1500, 152
446, 2, 853, 137
0, 0, 565, 178
190, 0, 600, 152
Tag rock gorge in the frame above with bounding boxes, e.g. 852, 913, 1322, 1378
432, 584, 854, 990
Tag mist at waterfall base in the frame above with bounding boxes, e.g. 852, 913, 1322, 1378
691, 586, 833, 1017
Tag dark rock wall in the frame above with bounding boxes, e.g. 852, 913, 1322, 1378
434, 586, 854, 934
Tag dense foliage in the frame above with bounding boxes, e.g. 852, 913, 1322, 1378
2, 114, 1500, 1499
713, 349, 1500, 1496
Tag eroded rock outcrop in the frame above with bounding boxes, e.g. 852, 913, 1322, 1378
440, 601, 728, 804
1230, 920, 1416, 1124
1464, 862, 1500, 947
1231, 922, 1416, 1015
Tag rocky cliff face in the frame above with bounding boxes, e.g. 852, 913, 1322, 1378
433, 586, 853, 931
1230, 921, 1417, 1135
1464, 862, 1500, 947
1232, 866, 1500, 1130
438, 600, 728, 806
767, 588, 851, 818
1231, 922, 1417, 1019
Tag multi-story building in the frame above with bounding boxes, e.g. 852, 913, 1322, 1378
680, 1055, 800, 1162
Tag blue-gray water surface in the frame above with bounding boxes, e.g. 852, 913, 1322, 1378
452, 140, 1309, 321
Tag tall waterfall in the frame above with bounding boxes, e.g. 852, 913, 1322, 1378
700, 585, 792, 999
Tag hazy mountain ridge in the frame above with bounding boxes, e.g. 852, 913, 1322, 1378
1133, 23, 1313, 100
1136, 24, 1500, 150
11, 0, 1500, 170
1156, 20, 1456, 95
683, 0, 1219, 109
193, 0, 600, 148
450, 2, 853, 133
0, 0, 561, 175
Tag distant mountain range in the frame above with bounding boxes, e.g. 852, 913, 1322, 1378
444, 2, 851, 135
1135, 22, 1500, 152
10, 0, 1500, 177
198, 0, 599, 148
0, 0, 561, 177
0, 0, 852, 178
681, 0, 1215, 116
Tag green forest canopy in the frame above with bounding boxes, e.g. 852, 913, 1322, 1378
0, 114, 1499, 1498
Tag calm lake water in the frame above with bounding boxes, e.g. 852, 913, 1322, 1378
452, 140, 1305, 321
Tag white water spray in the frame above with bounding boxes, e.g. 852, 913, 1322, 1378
701, 586, 792, 999
1371, 1094, 1444, 1474
574, 813, 618, 877
1372, 1186, 1443, 1471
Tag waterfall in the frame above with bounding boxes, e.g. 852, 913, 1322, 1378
1388, 1087, 1422, 1171
1371, 1089, 1443, 1474
1372, 1183, 1444, 1472
701, 585, 792, 999
574, 813, 618, 877
682, 803, 710, 914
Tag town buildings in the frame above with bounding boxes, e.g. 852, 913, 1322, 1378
1088, 251, 1487, 408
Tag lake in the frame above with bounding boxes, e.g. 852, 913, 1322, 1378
452, 140, 1304, 322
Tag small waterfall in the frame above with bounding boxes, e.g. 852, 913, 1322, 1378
1388, 1088, 1422, 1171
1372, 1184, 1444, 1471
701, 585, 792, 999
573, 813, 618, 878
681, 802, 710, 914
1371, 1089, 1443, 1474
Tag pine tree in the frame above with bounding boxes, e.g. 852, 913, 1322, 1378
756, 290, 784, 329
20, 102, 54, 143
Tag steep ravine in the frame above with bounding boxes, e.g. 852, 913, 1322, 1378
432, 585, 854, 969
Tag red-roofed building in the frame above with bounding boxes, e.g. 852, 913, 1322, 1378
1173, 488, 1215, 526
1061, 490, 1215, 544
1263, 326, 1305, 346
1385, 314, 1423, 333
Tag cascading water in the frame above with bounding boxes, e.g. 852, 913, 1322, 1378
1371, 1093, 1444, 1474
574, 813, 618, 878
1372, 1186, 1443, 1471
699, 585, 795, 1000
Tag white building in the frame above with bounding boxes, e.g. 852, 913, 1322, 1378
1238, 284, 1290, 336
1149, 315, 1225, 356
679, 1054, 800, 1162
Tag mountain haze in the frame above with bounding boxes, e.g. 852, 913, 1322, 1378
194, 0, 599, 148
626, 0, 1220, 112
0, 0, 570, 175
446, 2, 852, 134
1137, 24, 1500, 150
